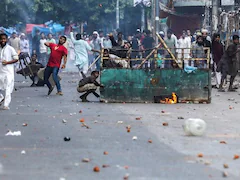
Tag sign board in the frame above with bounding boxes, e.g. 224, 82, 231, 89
133, 0, 151, 7
174, 0, 210, 7
221, 0, 234, 6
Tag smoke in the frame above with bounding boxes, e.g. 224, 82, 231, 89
13, 0, 36, 23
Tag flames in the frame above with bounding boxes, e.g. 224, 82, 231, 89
160, 93, 177, 104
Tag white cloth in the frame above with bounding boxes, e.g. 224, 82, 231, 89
39, 39, 47, 53
214, 62, 221, 86
109, 54, 129, 68
177, 37, 191, 65
171, 34, 178, 49
99, 37, 104, 48
0, 45, 19, 107
67, 39, 75, 61
19, 39, 29, 54
103, 39, 112, 49
186, 36, 192, 44
70, 32, 92, 69
9, 37, 20, 53
90, 38, 101, 56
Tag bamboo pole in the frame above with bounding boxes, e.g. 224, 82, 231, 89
206, 47, 210, 69
156, 33, 177, 63
137, 44, 161, 69
88, 55, 100, 71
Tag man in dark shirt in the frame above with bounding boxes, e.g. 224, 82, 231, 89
131, 30, 141, 67
77, 71, 103, 102
142, 30, 155, 68
202, 30, 212, 54
217, 35, 240, 92
32, 30, 41, 57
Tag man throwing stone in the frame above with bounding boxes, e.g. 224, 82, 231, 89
44, 36, 68, 95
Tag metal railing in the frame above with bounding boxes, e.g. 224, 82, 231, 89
100, 46, 211, 70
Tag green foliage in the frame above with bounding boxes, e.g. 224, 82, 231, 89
0, 0, 143, 33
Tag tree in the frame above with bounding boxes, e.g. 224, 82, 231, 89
0, 0, 142, 34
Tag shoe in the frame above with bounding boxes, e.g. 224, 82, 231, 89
212, 85, 217, 89
228, 88, 236, 92
218, 88, 225, 92
80, 95, 89, 102
56, 91, 63, 96
30, 83, 37, 87
3, 106, 10, 110
47, 87, 54, 95
81, 98, 89, 102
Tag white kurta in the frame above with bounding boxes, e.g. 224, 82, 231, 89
70, 32, 92, 74
0, 45, 19, 107
177, 38, 191, 65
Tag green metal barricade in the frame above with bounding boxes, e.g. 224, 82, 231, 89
100, 47, 211, 103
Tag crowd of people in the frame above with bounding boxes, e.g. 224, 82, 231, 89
0, 25, 239, 109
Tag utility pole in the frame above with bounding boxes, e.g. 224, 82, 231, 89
141, 2, 145, 32
151, 0, 156, 37
116, 0, 120, 29
212, 0, 219, 33
155, 0, 160, 35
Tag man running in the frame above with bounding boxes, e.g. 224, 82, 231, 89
0, 33, 19, 110
70, 29, 100, 75
44, 36, 68, 96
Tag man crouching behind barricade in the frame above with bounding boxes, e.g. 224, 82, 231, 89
77, 71, 104, 102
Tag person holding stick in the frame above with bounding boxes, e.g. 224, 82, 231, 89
70, 28, 100, 76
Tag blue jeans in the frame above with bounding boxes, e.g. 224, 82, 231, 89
44, 66, 61, 92
95, 55, 101, 71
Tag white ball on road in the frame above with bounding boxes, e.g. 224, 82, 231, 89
183, 118, 207, 136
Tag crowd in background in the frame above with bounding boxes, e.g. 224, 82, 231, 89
2, 24, 238, 91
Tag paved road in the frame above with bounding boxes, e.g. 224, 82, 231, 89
0, 72, 239, 180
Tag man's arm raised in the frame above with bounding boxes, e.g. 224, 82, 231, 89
44, 42, 50, 47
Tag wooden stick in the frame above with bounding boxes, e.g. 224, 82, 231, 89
100, 48, 104, 68
137, 44, 162, 69
206, 47, 210, 69
88, 55, 100, 71
156, 33, 178, 64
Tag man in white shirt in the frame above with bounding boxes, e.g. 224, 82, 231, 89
0, 33, 19, 110
39, 33, 47, 66
99, 30, 104, 48
19, 33, 30, 55
177, 31, 191, 67
9, 32, 20, 54
103, 34, 112, 49
91, 31, 101, 71
70, 30, 100, 75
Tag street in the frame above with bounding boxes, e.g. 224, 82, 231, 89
0, 72, 240, 180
